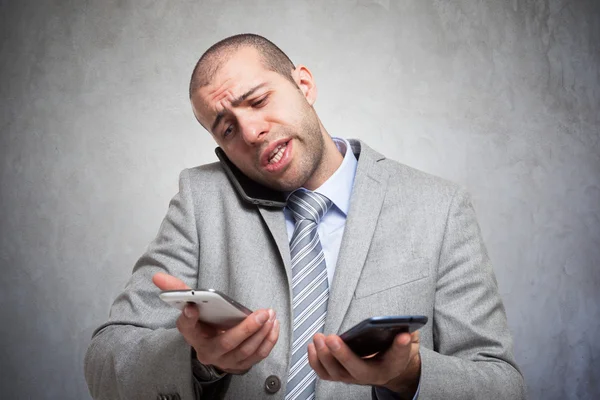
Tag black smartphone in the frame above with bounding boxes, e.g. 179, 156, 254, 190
215, 147, 287, 208
340, 316, 428, 358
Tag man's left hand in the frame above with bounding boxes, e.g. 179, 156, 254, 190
308, 331, 421, 399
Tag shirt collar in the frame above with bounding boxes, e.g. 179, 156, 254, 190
308, 137, 357, 216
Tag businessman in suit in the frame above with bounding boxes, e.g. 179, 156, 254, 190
85, 34, 526, 399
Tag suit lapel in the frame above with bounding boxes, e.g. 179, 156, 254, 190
257, 206, 292, 285
324, 141, 388, 335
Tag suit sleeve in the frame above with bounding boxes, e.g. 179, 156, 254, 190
84, 169, 227, 399
417, 188, 527, 399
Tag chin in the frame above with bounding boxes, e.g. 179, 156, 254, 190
257, 173, 305, 192
261, 179, 300, 192
253, 161, 316, 192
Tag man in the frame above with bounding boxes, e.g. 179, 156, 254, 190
85, 34, 526, 399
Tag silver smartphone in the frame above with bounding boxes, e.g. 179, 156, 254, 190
159, 289, 253, 329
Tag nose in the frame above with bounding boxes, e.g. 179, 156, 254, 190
238, 112, 268, 146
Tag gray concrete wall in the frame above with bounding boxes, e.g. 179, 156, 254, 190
1, 0, 598, 398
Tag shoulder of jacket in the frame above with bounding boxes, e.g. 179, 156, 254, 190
384, 159, 460, 192
181, 162, 228, 183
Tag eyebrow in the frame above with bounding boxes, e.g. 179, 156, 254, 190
210, 83, 267, 133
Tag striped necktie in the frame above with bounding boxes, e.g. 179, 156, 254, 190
285, 189, 332, 400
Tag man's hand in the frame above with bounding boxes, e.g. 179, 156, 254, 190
308, 331, 421, 399
153, 272, 280, 374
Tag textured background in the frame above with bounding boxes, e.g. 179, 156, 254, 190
1, 0, 599, 398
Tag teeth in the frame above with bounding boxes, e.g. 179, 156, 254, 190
269, 143, 287, 164
269, 145, 282, 158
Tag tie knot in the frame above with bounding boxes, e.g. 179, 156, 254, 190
287, 190, 332, 224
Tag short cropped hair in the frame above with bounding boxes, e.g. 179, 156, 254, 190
189, 33, 296, 98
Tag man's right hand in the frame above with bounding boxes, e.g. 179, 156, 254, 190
153, 272, 280, 374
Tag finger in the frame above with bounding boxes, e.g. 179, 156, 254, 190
376, 332, 415, 382
254, 317, 280, 359
216, 309, 271, 355
230, 310, 276, 364
152, 272, 190, 291
308, 342, 331, 380
314, 334, 353, 382
176, 303, 200, 336
176, 304, 218, 340
323, 334, 368, 382
405, 331, 421, 366
176, 306, 221, 364
238, 318, 280, 370
410, 330, 420, 345
384, 332, 413, 361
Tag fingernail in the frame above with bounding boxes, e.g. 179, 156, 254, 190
183, 306, 193, 319
398, 333, 410, 345
327, 339, 340, 351
256, 311, 269, 324
268, 309, 275, 322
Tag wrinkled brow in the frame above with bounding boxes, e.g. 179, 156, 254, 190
211, 83, 267, 132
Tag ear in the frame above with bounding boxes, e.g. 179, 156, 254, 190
291, 65, 318, 106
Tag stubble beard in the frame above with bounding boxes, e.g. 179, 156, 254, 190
250, 112, 325, 192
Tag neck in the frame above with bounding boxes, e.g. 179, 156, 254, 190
303, 127, 343, 190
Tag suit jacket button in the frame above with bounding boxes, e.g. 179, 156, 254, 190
264, 375, 281, 394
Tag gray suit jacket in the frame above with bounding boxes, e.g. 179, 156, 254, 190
85, 140, 526, 399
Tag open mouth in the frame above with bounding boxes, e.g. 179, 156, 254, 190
267, 141, 288, 164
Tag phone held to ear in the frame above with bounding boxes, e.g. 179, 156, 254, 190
340, 316, 428, 358
159, 289, 253, 329
215, 147, 288, 208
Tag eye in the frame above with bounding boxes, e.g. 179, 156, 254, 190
223, 124, 235, 138
251, 95, 268, 108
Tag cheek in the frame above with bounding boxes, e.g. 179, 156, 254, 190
219, 142, 250, 167
228, 150, 253, 169
270, 97, 304, 125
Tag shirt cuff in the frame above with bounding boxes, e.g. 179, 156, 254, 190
373, 380, 420, 400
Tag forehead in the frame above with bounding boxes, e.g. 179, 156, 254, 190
201, 49, 271, 100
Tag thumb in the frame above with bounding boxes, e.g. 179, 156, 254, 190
152, 272, 190, 291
